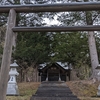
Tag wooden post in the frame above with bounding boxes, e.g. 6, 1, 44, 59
58, 70, 61, 81
88, 31, 99, 78
66, 73, 68, 81
0, 9, 16, 100
46, 71, 48, 81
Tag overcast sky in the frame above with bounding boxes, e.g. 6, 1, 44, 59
43, 16, 61, 26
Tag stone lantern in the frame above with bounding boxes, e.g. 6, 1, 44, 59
96, 64, 100, 96
6, 60, 19, 96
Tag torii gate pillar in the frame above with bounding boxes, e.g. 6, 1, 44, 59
0, 9, 16, 100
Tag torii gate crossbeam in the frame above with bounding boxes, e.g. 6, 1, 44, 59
0, 2, 100, 13
12, 25, 100, 32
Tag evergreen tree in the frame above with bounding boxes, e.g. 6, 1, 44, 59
51, 32, 89, 66
14, 32, 51, 68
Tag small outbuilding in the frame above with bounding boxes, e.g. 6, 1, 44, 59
38, 62, 71, 82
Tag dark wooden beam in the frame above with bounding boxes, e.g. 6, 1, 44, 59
12, 25, 100, 32
0, 9, 16, 100
0, 2, 100, 13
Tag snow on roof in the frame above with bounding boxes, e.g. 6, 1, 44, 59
39, 63, 46, 68
56, 62, 69, 69
39, 62, 72, 70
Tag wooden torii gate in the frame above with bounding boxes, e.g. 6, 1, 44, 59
0, 2, 100, 100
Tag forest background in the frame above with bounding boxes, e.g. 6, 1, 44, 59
0, 0, 100, 82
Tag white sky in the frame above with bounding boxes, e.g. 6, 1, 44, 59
43, 16, 61, 26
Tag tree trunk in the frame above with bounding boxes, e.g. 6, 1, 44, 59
24, 72, 27, 82
23, 69, 27, 82
88, 31, 99, 78
33, 66, 38, 82
20, 68, 23, 82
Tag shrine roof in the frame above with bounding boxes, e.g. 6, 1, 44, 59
39, 62, 72, 71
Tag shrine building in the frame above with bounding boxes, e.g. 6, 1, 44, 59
38, 62, 71, 82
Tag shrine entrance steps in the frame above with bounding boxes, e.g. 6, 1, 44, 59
30, 81, 80, 100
